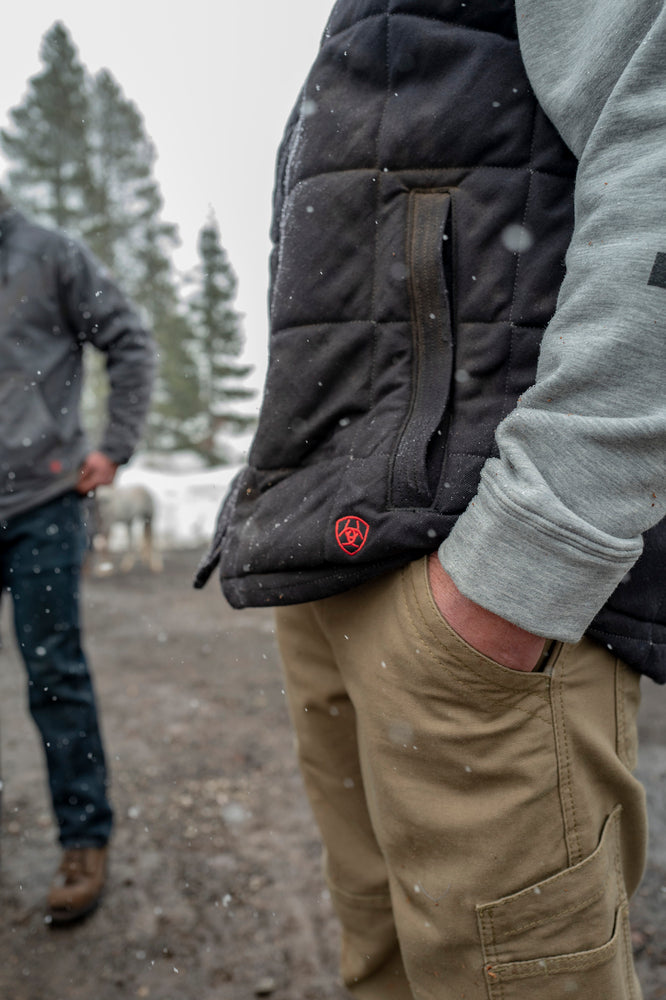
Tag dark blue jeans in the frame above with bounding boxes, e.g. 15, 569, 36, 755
0, 492, 112, 847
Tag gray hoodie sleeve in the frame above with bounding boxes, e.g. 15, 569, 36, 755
438, 0, 666, 641
59, 238, 156, 466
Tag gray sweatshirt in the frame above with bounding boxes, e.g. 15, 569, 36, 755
0, 210, 156, 520
440, 0, 666, 641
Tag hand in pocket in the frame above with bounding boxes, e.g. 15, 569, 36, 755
427, 553, 547, 671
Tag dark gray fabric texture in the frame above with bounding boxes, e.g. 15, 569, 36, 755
0, 210, 155, 520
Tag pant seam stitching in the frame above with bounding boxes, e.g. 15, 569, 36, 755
553, 654, 582, 865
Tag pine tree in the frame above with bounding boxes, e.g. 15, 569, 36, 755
0, 21, 94, 229
83, 67, 203, 453
187, 214, 255, 465
138, 226, 202, 452
79, 69, 172, 439
85, 69, 151, 278
0, 22, 250, 462
86, 69, 181, 300
147, 306, 203, 453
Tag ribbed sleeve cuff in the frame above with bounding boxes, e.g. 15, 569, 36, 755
99, 437, 133, 467
438, 473, 643, 642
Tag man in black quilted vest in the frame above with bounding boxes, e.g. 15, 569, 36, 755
198, 2, 665, 995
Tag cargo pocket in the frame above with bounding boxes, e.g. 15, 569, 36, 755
390, 189, 454, 509
476, 806, 640, 999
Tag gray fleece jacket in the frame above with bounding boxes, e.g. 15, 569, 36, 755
0, 208, 155, 520
440, 0, 666, 642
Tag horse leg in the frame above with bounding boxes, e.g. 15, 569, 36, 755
119, 520, 137, 573
142, 517, 163, 573
91, 528, 113, 576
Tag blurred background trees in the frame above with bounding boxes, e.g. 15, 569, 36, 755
0, 20, 254, 466
186, 215, 255, 464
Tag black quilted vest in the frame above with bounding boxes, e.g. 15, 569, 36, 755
198, 0, 666, 683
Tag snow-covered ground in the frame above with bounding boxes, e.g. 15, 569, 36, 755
113, 453, 240, 551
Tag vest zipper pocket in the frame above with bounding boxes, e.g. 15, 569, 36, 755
390, 189, 454, 508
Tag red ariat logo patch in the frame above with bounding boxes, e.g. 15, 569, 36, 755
335, 516, 370, 556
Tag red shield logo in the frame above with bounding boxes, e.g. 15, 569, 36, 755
335, 516, 370, 556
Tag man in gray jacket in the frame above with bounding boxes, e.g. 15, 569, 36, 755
0, 190, 155, 923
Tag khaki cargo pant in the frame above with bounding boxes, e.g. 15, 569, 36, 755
275, 557, 647, 1000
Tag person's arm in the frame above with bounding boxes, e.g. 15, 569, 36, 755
59, 240, 156, 467
435, 0, 666, 656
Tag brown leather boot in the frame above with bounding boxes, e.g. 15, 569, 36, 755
47, 846, 108, 924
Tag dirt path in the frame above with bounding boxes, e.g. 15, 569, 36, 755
0, 548, 664, 999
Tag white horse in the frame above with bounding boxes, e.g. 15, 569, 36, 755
91, 484, 163, 575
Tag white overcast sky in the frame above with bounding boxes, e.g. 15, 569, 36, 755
0, 1, 334, 391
